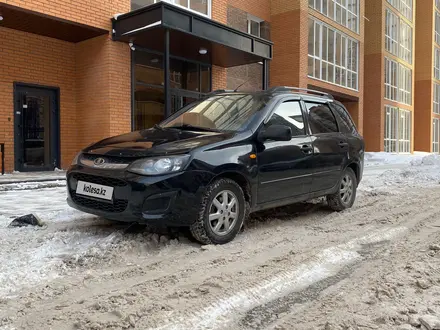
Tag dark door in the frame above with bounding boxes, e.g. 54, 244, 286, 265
303, 101, 348, 192
257, 99, 314, 204
14, 85, 59, 172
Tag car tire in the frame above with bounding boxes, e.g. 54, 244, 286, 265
327, 167, 357, 212
190, 178, 248, 245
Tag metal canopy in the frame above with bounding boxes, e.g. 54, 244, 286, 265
111, 2, 273, 68
0, 3, 108, 43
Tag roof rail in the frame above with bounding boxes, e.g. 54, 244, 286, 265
207, 89, 235, 95
268, 86, 334, 100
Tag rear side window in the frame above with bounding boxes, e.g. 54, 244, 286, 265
305, 102, 338, 134
331, 103, 358, 135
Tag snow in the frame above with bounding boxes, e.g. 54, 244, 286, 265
160, 227, 407, 330
364, 151, 432, 166
0, 152, 439, 299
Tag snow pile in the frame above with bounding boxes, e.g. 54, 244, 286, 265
409, 153, 440, 166
364, 152, 431, 167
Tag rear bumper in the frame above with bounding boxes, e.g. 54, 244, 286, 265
66, 165, 214, 226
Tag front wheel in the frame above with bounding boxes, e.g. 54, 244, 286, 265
327, 167, 357, 211
190, 178, 248, 245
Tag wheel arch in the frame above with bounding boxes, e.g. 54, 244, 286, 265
209, 170, 252, 206
346, 162, 360, 186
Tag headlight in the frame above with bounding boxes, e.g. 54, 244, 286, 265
71, 152, 81, 165
128, 155, 191, 176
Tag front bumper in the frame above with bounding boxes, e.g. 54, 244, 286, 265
66, 165, 214, 226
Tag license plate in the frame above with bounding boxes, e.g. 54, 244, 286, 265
76, 181, 114, 201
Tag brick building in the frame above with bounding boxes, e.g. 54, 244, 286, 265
0, 0, 426, 173
364, 0, 414, 153
414, 0, 440, 153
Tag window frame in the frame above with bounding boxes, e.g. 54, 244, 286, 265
247, 14, 264, 38
330, 102, 358, 135
384, 57, 412, 105
433, 118, 440, 153
266, 99, 308, 138
386, 0, 413, 22
304, 101, 340, 135
434, 83, 440, 115
384, 105, 412, 153
309, 0, 360, 34
385, 8, 413, 65
308, 17, 359, 91
435, 47, 440, 80
131, 0, 212, 18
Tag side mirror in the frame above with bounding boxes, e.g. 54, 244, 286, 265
258, 125, 292, 142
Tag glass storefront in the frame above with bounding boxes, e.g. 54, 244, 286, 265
133, 50, 211, 130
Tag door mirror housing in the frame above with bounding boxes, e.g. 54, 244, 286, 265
258, 125, 292, 142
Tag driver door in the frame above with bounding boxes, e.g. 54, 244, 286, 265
257, 99, 314, 204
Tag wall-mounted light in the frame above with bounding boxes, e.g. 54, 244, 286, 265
199, 48, 207, 55
129, 42, 135, 51
0, 15, 3, 21
151, 58, 159, 63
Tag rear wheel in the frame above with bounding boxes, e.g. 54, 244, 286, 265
190, 178, 248, 245
327, 167, 357, 211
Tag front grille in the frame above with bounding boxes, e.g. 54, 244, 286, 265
81, 153, 130, 164
71, 173, 127, 187
70, 191, 128, 213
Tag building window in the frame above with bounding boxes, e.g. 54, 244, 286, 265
309, 0, 359, 33
433, 118, 440, 153
435, 83, 440, 115
133, 50, 211, 130
308, 17, 359, 90
398, 64, 412, 105
247, 15, 263, 37
385, 57, 412, 105
385, 9, 412, 64
384, 106, 411, 153
131, 0, 211, 17
385, 10, 399, 57
437, 0, 440, 10
399, 20, 412, 63
435, 47, 440, 80
385, 57, 398, 101
386, 0, 413, 21
436, 12, 440, 45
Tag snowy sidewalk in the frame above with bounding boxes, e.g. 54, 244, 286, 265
0, 171, 66, 185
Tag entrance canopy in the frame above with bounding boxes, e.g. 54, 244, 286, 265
111, 2, 273, 68
0, 3, 108, 42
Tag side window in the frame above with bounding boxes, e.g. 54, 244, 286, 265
305, 102, 339, 134
331, 103, 358, 135
267, 101, 305, 137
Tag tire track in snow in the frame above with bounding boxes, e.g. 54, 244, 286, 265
154, 227, 407, 330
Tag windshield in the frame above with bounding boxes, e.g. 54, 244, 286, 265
161, 94, 268, 132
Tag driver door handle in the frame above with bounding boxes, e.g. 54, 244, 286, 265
339, 141, 349, 148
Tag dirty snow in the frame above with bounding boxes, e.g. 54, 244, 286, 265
0, 152, 439, 330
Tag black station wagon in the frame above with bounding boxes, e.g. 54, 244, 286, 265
67, 87, 365, 244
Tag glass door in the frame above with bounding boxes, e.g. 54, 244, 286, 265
171, 89, 203, 114
14, 85, 59, 172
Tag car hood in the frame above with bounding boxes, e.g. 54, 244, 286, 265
83, 128, 235, 158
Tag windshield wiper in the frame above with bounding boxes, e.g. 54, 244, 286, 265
170, 124, 220, 132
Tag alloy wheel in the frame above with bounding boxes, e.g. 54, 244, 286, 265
208, 190, 239, 236
340, 174, 353, 205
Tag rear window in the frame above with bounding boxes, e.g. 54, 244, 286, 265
331, 103, 358, 135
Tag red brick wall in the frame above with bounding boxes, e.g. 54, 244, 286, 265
75, 36, 131, 149
1, 0, 131, 29
0, 27, 76, 172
